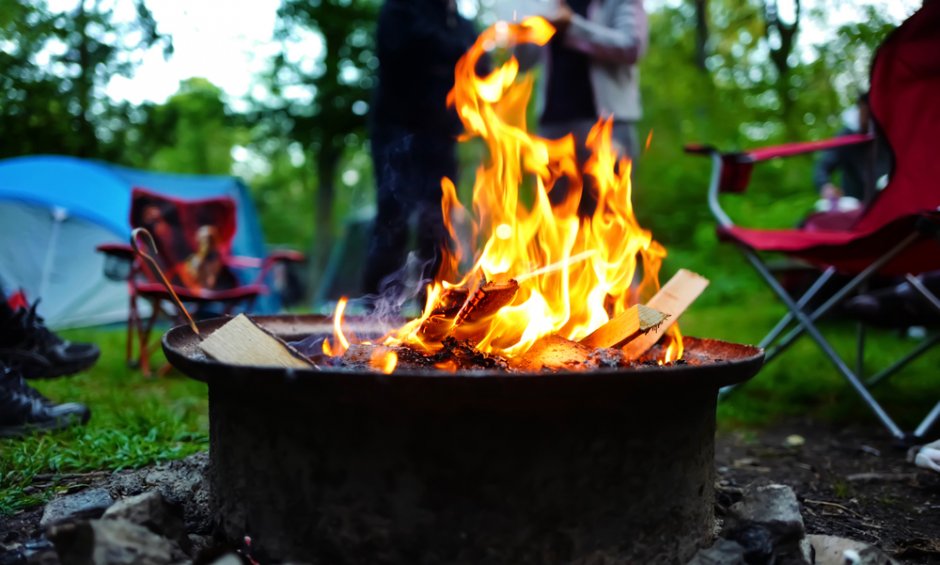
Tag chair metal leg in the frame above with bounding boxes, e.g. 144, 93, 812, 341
763, 232, 921, 361
914, 401, 940, 438
138, 299, 162, 378
743, 248, 905, 439
760, 267, 837, 353
866, 333, 940, 387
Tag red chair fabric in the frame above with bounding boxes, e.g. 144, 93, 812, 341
688, 2, 940, 439
98, 188, 303, 375
717, 1, 940, 278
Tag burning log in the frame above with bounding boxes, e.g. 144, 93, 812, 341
622, 269, 710, 360
578, 304, 669, 349
453, 277, 519, 326
512, 335, 595, 371
419, 277, 519, 342
199, 314, 313, 369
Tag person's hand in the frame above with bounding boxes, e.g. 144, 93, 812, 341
821, 183, 843, 200
551, 1, 574, 33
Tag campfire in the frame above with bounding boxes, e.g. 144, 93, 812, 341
203, 18, 706, 374
161, 16, 765, 565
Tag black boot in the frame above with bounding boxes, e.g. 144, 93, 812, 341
0, 363, 90, 438
0, 300, 100, 379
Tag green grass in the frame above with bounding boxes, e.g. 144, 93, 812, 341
1, 292, 936, 516
0, 328, 208, 515
680, 288, 939, 431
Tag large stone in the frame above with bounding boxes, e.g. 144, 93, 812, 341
102, 491, 188, 552
725, 483, 804, 544
108, 452, 210, 535
40, 489, 113, 530
47, 518, 178, 565
686, 538, 748, 565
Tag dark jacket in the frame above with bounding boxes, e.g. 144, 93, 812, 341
371, 0, 478, 135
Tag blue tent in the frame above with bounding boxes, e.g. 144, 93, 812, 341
0, 155, 273, 328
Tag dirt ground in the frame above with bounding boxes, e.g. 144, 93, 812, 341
2, 420, 939, 564
715, 419, 940, 564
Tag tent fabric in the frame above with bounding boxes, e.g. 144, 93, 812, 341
0, 155, 273, 328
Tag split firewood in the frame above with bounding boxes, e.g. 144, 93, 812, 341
578, 304, 669, 349
199, 313, 314, 369
453, 277, 519, 326
431, 286, 470, 317
621, 269, 710, 360
513, 334, 596, 372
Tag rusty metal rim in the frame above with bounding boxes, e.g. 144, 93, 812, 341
162, 314, 764, 389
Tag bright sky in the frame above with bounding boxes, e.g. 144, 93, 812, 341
46, 0, 922, 107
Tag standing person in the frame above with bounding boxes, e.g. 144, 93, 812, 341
0, 286, 96, 437
540, 0, 648, 215
813, 92, 892, 209
362, 0, 479, 301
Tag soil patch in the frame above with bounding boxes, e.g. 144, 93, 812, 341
2, 422, 939, 563
716, 419, 940, 564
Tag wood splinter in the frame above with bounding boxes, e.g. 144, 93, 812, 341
199, 313, 313, 369
579, 304, 669, 349
622, 268, 710, 360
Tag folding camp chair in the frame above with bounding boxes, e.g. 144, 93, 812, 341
97, 188, 303, 376
686, 2, 940, 441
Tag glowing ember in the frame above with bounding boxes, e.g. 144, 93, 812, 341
329, 17, 681, 368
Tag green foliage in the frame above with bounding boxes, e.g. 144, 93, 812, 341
0, 329, 207, 516
123, 78, 245, 175
0, 0, 171, 160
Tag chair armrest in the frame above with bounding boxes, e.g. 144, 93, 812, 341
96, 243, 136, 259
684, 134, 874, 194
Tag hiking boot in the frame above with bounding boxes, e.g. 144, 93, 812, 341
0, 300, 100, 379
0, 364, 90, 438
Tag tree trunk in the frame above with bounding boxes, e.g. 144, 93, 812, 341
693, 0, 709, 71
74, 0, 98, 157
309, 145, 340, 302
764, 0, 801, 136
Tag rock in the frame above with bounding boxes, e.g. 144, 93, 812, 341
725, 524, 773, 564
108, 452, 210, 535
40, 488, 114, 530
725, 483, 804, 544
102, 491, 189, 553
686, 539, 747, 564
808, 535, 898, 565
47, 518, 178, 565
206, 554, 242, 565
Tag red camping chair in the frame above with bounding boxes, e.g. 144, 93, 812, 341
686, 3, 940, 440
97, 188, 303, 376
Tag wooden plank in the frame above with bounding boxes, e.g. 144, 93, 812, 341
579, 304, 669, 349
621, 269, 710, 360
199, 313, 313, 368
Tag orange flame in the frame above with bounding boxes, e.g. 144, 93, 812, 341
377, 17, 675, 361
333, 17, 680, 368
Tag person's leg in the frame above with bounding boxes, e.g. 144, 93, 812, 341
362, 126, 415, 296
413, 132, 459, 289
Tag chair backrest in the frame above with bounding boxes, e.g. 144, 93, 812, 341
856, 1, 940, 233
130, 187, 240, 292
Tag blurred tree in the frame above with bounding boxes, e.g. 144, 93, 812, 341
0, 0, 171, 160
257, 0, 379, 296
123, 78, 243, 175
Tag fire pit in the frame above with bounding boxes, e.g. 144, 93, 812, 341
164, 315, 762, 564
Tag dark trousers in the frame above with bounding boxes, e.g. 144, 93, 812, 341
362, 125, 457, 296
